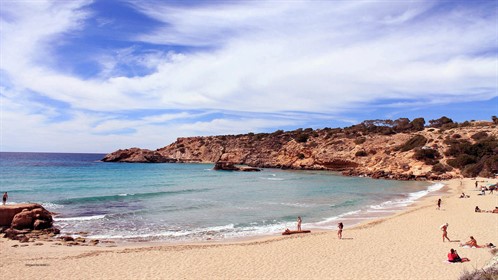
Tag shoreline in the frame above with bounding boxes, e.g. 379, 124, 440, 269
48, 178, 444, 244
2, 177, 497, 279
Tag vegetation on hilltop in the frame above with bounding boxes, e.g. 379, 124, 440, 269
104, 116, 498, 179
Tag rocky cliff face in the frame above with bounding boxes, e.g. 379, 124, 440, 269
103, 121, 498, 180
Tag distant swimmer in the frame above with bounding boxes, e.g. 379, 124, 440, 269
2, 192, 7, 205
440, 223, 451, 242
297, 216, 302, 231
337, 222, 343, 239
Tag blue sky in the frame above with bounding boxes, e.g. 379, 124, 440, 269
1, 0, 497, 153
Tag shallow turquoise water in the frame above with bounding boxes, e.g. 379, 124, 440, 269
0, 152, 441, 242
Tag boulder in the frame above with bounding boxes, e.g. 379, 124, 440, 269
11, 209, 34, 229
33, 219, 52, 230
213, 162, 240, 171
0, 203, 44, 227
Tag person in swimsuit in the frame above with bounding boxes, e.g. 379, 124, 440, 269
448, 249, 469, 262
437, 198, 441, 210
441, 223, 451, 242
297, 216, 302, 231
2, 192, 7, 205
337, 222, 343, 239
461, 236, 481, 248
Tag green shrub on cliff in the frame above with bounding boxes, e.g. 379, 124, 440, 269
445, 136, 498, 177
398, 135, 427, 152
413, 148, 440, 165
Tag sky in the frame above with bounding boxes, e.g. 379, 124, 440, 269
0, 0, 497, 153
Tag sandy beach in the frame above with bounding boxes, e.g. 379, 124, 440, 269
1, 178, 496, 280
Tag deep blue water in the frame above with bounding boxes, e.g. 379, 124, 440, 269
0, 152, 442, 242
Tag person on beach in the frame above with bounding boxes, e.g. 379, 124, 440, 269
475, 206, 481, 212
475, 181, 478, 188
493, 207, 498, 214
437, 198, 441, 210
297, 216, 302, 231
440, 223, 450, 242
447, 249, 470, 263
337, 222, 343, 239
2, 192, 7, 205
460, 236, 481, 248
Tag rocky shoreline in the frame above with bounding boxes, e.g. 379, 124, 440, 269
102, 118, 498, 180
0, 204, 101, 247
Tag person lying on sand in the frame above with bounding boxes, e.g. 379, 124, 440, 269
475, 206, 481, 212
493, 207, 498, 214
447, 249, 470, 263
460, 236, 482, 248
459, 193, 469, 198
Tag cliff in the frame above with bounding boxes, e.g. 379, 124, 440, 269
102, 119, 498, 180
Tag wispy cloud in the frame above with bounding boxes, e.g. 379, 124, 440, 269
0, 0, 496, 152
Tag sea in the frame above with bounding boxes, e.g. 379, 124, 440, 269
0, 152, 443, 243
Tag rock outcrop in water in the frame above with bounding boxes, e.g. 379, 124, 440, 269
213, 161, 261, 172
103, 118, 498, 180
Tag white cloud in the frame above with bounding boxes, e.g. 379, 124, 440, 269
0, 1, 496, 152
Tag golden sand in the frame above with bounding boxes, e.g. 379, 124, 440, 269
1, 178, 496, 280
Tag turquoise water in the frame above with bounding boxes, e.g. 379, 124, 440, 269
0, 152, 442, 242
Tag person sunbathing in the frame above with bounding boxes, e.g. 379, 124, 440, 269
460, 236, 481, 248
492, 207, 498, 214
448, 249, 470, 263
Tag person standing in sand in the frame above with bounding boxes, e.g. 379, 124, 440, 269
437, 198, 441, 210
440, 223, 451, 242
297, 216, 302, 231
2, 192, 7, 205
337, 222, 343, 239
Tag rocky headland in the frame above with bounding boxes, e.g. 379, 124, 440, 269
103, 117, 498, 180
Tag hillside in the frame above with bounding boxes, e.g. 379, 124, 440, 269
102, 117, 498, 180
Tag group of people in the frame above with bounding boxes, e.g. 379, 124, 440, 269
475, 206, 498, 213
439, 183, 497, 264
294, 216, 344, 239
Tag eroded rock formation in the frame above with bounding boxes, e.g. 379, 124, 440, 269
102, 120, 498, 180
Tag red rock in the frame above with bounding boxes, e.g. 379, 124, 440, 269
33, 219, 52, 230
0, 203, 43, 227
11, 209, 34, 229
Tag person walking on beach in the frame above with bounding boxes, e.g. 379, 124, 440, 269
2, 192, 7, 205
437, 198, 441, 210
297, 216, 302, 231
440, 223, 451, 242
337, 222, 344, 239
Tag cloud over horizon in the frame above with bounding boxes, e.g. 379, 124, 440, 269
1, 0, 496, 153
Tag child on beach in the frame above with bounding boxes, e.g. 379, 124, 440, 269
2, 192, 7, 205
297, 216, 302, 231
440, 223, 450, 242
447, 249, 470, 263
337, 222, 343, 239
